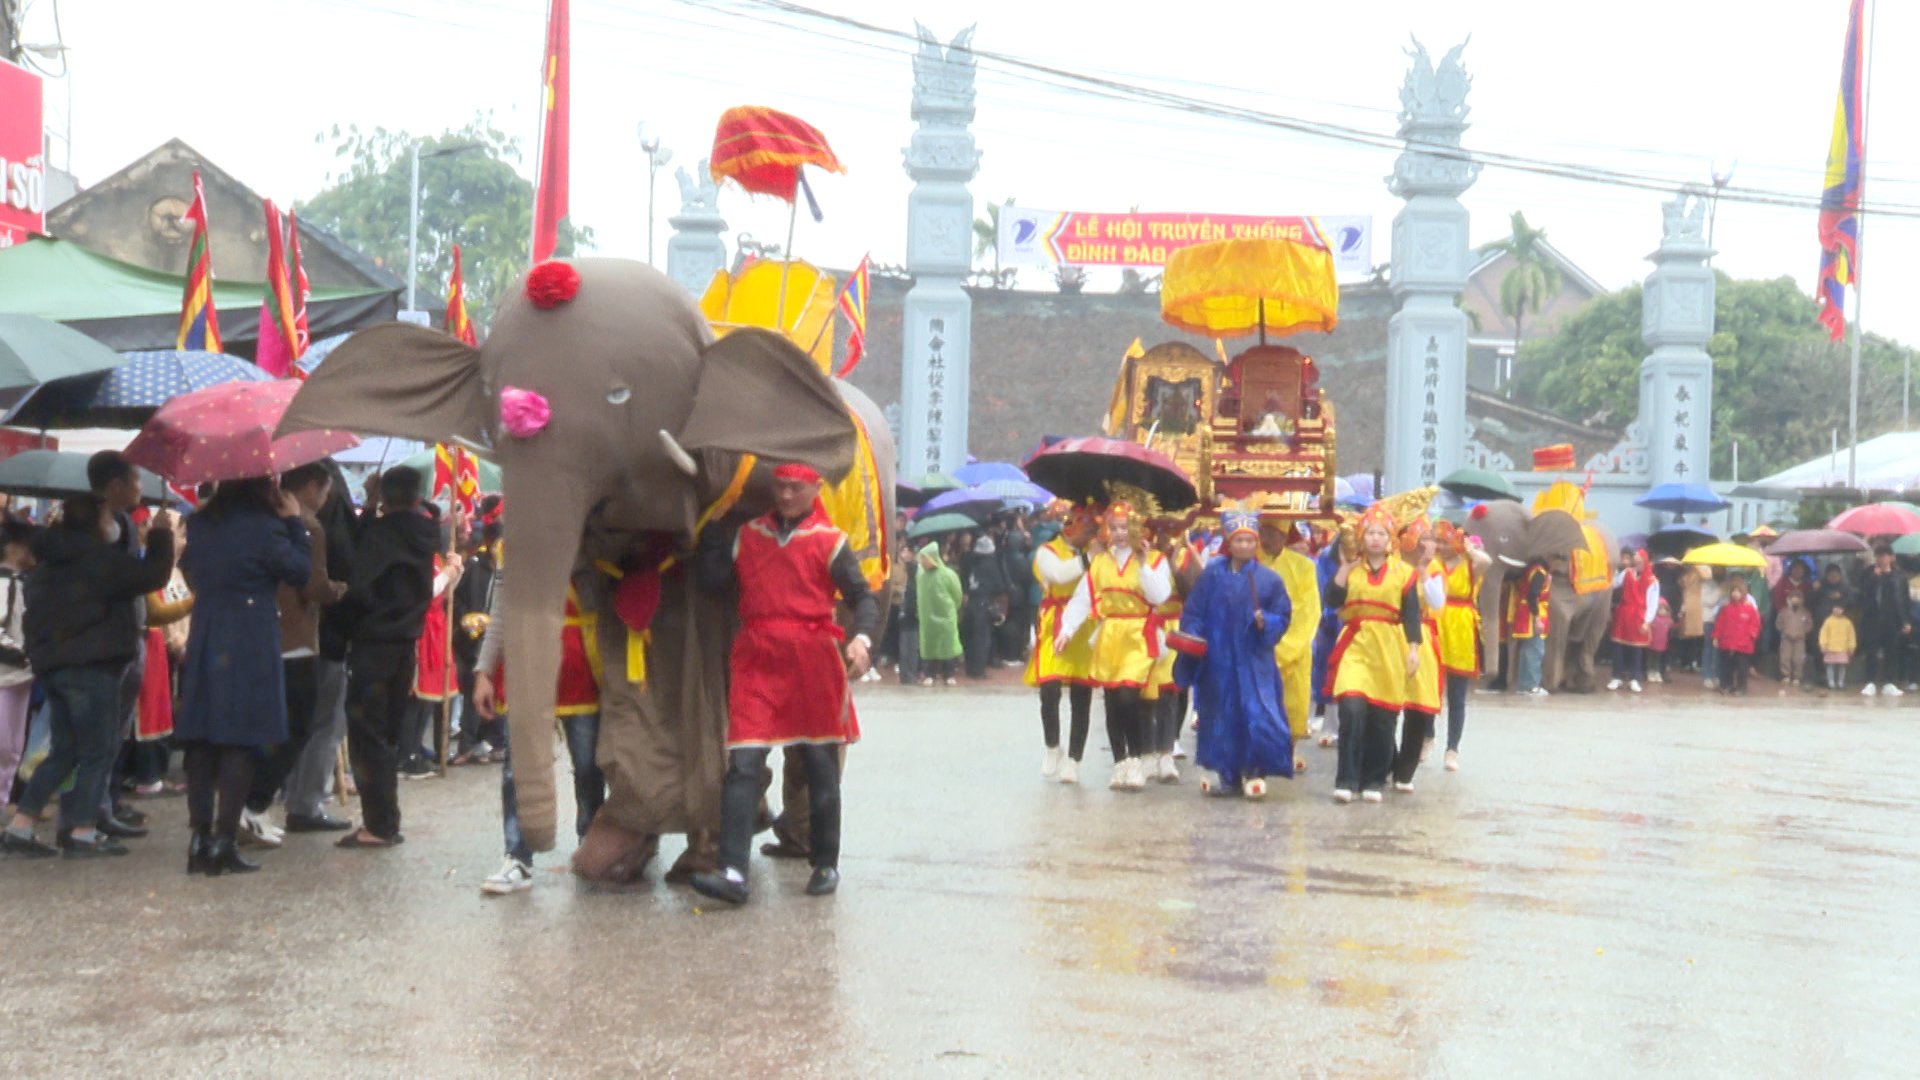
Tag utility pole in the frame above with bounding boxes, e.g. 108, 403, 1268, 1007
1, 1, 23, 63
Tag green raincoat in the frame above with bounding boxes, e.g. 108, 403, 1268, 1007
915, 542, 964, 661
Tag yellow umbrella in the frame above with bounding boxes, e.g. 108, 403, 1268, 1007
1682, 542, 1767, 570
1159, 236, 1339, 340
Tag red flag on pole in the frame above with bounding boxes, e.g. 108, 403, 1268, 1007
287, 209, 311, 360
531, 0, 570, 263
255, 198, 300, 378
445, 244, 478, 346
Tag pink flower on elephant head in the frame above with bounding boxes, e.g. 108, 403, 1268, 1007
499, 386, 552, 438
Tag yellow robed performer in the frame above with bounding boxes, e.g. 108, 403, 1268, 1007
1027, 502, 1101, 785
1057, 497, 1172, 793
1324, 504, 1427, 804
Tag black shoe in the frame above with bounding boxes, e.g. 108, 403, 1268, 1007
805, 867, 840, 896
760, 840, 811, 860
284, 811, 353, 833
688, 870, 749, 906
206, 837, 260, 876
0, 830, 58, 859
399, 760, 436, 781
62, 833, 130, 859
187, 829, 214, 875
113, 806, 150, 828
96, 814, 149, 840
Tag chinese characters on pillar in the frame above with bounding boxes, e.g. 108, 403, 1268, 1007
1419, 336, 1441, 483
1671, 383, 1692, 477
925, 317, 946, 469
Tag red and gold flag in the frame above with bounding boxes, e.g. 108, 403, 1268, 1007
531, 0, 569, 263
445, 243, 477, 346
254, 198, 301, 378
287, 209, 311, 360
709, 106, 843, 203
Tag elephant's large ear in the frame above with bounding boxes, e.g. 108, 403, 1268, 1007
674, 328, 857, 481
276, 323, 490, 444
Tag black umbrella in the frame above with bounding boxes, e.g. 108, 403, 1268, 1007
1022, 436, 1197, 511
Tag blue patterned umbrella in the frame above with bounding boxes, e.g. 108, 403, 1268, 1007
953, 461, 1026, 486
976, 477, 1052, 507
7, 349, 271, 428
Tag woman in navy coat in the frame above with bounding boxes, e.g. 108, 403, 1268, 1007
176, 477, 311, 876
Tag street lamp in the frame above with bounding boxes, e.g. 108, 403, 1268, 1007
639, 123, 672, 266
407, 141, 485, 314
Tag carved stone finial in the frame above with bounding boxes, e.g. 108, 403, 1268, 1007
674, 157, 720, 216
1660, 188, 1709, 246
1397, 35, 1472, 130
912, 22, 978, 120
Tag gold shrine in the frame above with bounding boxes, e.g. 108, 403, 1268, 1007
1108, 340, 1337, 522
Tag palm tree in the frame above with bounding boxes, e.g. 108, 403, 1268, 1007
1478, 211, 1561, 382
973, 197, 1013, 274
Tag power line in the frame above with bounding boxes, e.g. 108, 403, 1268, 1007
683, 0, 1920, 221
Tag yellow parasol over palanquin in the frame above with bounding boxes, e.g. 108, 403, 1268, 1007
1159, 235, 1340, 340
699, 259, 838, 373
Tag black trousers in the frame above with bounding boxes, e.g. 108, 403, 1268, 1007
721, 744, 840, 874
1444, 673, 1470, 752
345, 640, 416, 840
1102, 687, 1151, 763
246, 657, 318, 814
961, 603, 996, 678
1393, 710, 1436, 784
1155, 689, 1189, 754
184, 742, 254, 840
1719, 649, 1751, 693
1335, 697, 1396, 793
1039, 683, 1093, 759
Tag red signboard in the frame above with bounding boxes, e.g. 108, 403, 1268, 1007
0, 60, 44, 248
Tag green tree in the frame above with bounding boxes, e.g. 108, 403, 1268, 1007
1478, 211, 1562, 370
1512, 273, 1920, 480
299, 116, 593, 332
973, 197, 1013, 274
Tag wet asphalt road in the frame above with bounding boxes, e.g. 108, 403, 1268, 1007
3, 681, 1918, 1078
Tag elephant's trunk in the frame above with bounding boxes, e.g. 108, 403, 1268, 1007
499, 473, 589, 854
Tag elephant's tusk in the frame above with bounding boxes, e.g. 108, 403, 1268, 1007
659, 430, 698, 477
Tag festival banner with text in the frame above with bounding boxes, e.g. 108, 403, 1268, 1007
997, 208, 1372, 275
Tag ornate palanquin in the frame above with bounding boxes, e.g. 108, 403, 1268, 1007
1110, 341, 1337, 523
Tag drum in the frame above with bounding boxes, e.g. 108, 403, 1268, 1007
1165, 630, 1208, 658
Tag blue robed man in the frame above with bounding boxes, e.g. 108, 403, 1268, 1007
1173, 507, 1293, 798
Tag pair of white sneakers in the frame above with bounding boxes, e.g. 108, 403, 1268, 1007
1107, 755, 1178, 790
1041, 745, 1082, 784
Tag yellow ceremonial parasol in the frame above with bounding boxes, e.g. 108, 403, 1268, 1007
1159, 236, 1340, 342
1682, 542, 1768, 570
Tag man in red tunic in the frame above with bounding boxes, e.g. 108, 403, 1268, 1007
691, 463, 878, 905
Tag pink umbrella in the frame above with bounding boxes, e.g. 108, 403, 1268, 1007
125, 380, 360, 485
1828, 503, 1920, 537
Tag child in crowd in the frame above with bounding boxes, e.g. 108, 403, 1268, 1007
1711, 577, 1761, 695
1819, 603, 1857, 691
1775, 590, 1813, 689
1647, 598, 1674, 684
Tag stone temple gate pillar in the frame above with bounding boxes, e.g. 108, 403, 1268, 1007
1638, 191, 1716, 493
1383, 39, 1481, 494
898, 23, 980, 478
665, 158, 727, 299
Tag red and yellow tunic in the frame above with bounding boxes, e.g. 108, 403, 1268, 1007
1507, 566, 1550, 639
1087, 548, 1167, 690
1405, 560, 1444, 716
727, 509, 855, 748
491, 587, 602, 717
1326, 557, 1416, 711
1436, 557, 1481, 677
1025, 536, 1094, 687
1148, 545, 1197, 697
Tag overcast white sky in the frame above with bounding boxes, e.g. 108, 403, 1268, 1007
25, 0, 1920, 349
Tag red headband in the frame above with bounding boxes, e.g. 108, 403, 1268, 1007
773, 463, 822, 484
